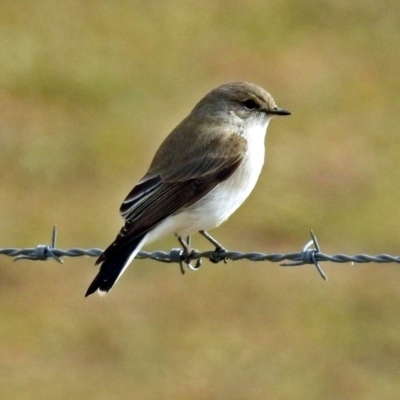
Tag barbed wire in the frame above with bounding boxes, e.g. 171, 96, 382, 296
1, 227, 400, 280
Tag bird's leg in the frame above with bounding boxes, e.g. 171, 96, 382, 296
175, 235, 202, 273
199, 230, 228, 264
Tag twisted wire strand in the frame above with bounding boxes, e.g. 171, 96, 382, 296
1, 228, 399, 281
1, 246, 399, 263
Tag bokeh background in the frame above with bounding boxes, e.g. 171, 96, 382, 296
1, 1, 400, 399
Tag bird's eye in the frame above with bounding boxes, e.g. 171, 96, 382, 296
242, 99, 258, 110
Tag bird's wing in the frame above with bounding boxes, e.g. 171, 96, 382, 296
119, 132, 247, 235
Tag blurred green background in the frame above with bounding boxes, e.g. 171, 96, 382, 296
1, 1, 400, 399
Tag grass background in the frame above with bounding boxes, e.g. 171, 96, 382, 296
1, 1, 400, 399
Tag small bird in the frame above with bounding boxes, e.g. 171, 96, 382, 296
85, 82, 290, 297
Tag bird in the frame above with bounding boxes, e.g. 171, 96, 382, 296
85, 81, 291, 297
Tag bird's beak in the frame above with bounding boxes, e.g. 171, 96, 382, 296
268, 107, 291, 116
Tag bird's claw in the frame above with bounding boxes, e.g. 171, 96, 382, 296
209, 246, 228, 264
177, 235, 202, 274
179, 249, 202, 274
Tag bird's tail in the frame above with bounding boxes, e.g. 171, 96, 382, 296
85, 233, 147, 297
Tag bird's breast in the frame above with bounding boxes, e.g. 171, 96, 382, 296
184, 121, 268, 230
144, 121, 269, 239
217, 124, 267, 214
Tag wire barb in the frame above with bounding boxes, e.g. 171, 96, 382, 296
13, 225, 64, 264
280, 230, 327, 280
